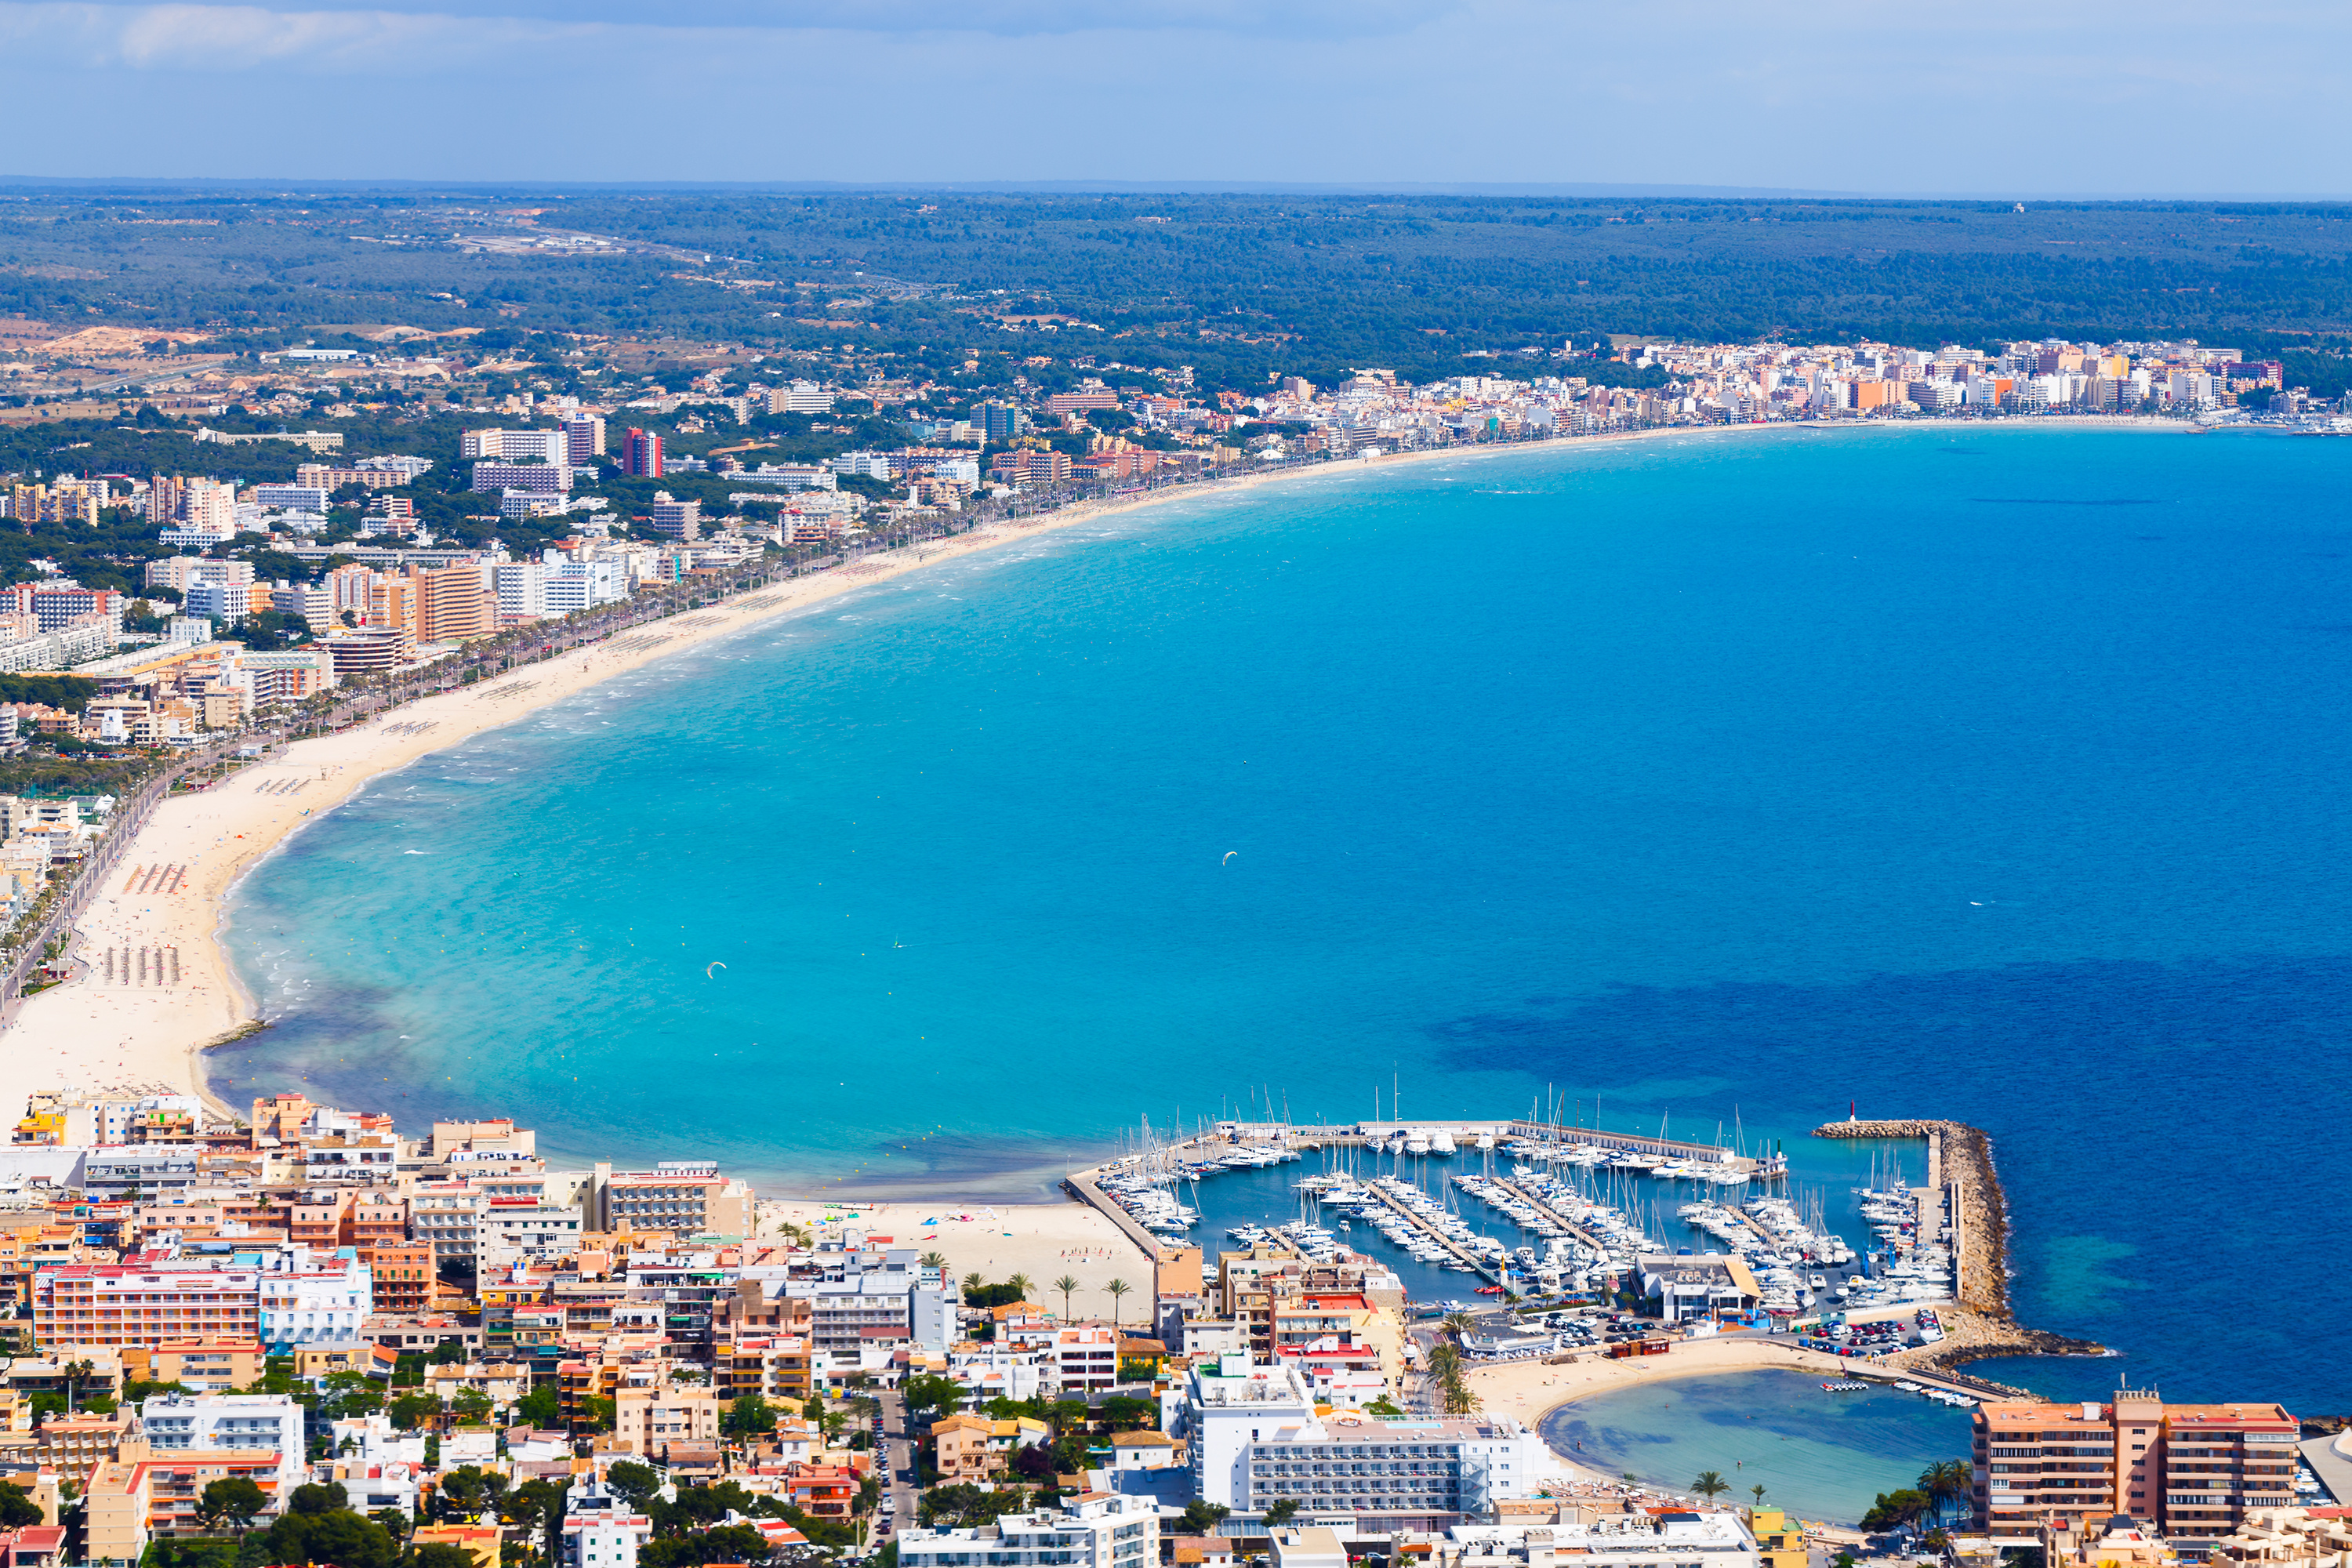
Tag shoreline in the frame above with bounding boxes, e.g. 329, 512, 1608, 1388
0, 419, 1755, 1122
2, 415, 2198, 1131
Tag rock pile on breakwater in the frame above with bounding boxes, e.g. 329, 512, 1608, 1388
1814, 1116, 2107, 1376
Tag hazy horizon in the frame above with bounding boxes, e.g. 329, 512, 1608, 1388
0, 0, 2339, 192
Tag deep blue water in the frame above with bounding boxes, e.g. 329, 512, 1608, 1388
216, 424, 2352, 1410
1540, 1369, 1975, 1525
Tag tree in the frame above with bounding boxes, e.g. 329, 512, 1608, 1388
961, 1272, 984, 1301
920, 1485, 1030, 1529
261, 1508, 397, 1568
516, 1383, 561, 1430
1691, 1472, 1730, 1501
920, 1252, 947, 1269
1054, 1275, 1080, 1320
1860, 1490, 1933, 1533
389, 1392, 442, 1432
198, 1477, 267, 1534
1180, 1501, 1232, 1535
1098, 1396, 1156, 1432
0, 1483, 38, 1529
901, 1375, 965, 1422
406, 1547, 477, 1568
640, 1526, 774, 1568
1363, 1397, 1405, 1417
1262, 1498, 1303, 1527
1751, 1483, 1767, 1508
1006, 1272, 1034, 1304
722, 1393, 776, 1440
604, 1461, 663, 1513
1919, 1460, 1971, 1524
289, 1482, 349, 1515
1441, 1312, 1475, 1341
1103, 1277, 1131, 1328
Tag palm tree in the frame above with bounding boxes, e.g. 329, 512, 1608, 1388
920, 1251, 947, 1269
1104, 1277, 1131, 1328
1441, 1312, 1475, 1341
1751, 1483, 1767, 1508
1054, 1275, 1080, 1320
1918, 1459, 1970, 1525
1007, 1272, 1034, 1305
1692, 1471, 1730, 1501
962, 1272, 984, 1301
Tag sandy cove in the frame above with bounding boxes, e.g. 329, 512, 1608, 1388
755, 1196, 1156, 1323
0, 414, 2195, 1123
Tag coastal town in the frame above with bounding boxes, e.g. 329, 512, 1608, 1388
0, 324, 2336, 752
0, 293, 2346, 1568
0, 1091, 2332, 1568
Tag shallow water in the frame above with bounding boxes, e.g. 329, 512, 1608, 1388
1539, 1367, 1976, 1525
217, 423, 2352, 1407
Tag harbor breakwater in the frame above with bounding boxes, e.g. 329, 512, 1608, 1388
1814, 1117, 2106, 1387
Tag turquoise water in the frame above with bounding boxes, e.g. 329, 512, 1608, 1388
216, 424, 2352, 1408
1539, 1369, 1974, 1525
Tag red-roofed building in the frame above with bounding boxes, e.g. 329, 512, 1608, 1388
777, 1463, 862, 1520
0, 1525, 65, 1567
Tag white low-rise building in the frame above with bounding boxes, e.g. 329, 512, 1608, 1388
897, 1494, 1158, 1568
1182, 1352, 1563, 1524
561, 1492, 655, 1568
139, 1392, 307, 1500
258, 1247, 372, 1348
1439, 1513, 1759, 1568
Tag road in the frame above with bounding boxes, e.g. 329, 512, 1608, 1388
876, 1388, 919, 1538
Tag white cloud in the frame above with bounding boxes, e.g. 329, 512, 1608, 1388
0, 0, 2343, 188
0, 0, 585, 71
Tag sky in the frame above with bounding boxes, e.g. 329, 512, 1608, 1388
0, 0, 2343, 192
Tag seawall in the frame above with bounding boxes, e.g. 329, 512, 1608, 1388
1815, 1116, 2106, 1388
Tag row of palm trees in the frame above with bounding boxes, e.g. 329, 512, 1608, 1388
1686, 1458, 1973, 1527
955, 1269, 1137, 1327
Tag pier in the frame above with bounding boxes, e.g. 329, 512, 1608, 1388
1356, 1183, 1505, 1286
1486, 1176, 1613, 1254
1163, 1119, 1754, 1171
1814, 1116, 2107, 1385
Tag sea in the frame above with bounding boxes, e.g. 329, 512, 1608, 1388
1539, 1369, 1975, 1526
215, 423, 2352, 1417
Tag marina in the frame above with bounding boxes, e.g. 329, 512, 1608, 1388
1070, 1112, 1965, 1324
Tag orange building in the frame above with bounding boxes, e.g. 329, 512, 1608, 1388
1974, 1389, 2297, 1550
412, 564, 492, 644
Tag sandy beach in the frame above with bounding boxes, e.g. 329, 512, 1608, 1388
0, 437, 1525, 1120
755, 1195, 1156, 1322
1, 413, 2195, 1125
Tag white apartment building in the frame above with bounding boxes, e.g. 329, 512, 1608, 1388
471, 461, 572, 494
476, 1198, 583, 1265
258, 1248, 372, 1348
412, 1184, 483, 1266
543, 557, 627, 614
253, 484, 332, 514
767, 381, 834, 415
1184, 1355, 1318, 1508
897, 1494, 1157, 1568
561, 1493, 653, 1568
1049, 1327, 1123, 1394
1441, 1515, 1760, 1568
138, 1392, 307, 1498
1183, 1356, 1560, 1523
493, 561, 548, 622
463, 428, 568, 463
328, 1413, 426, 1465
